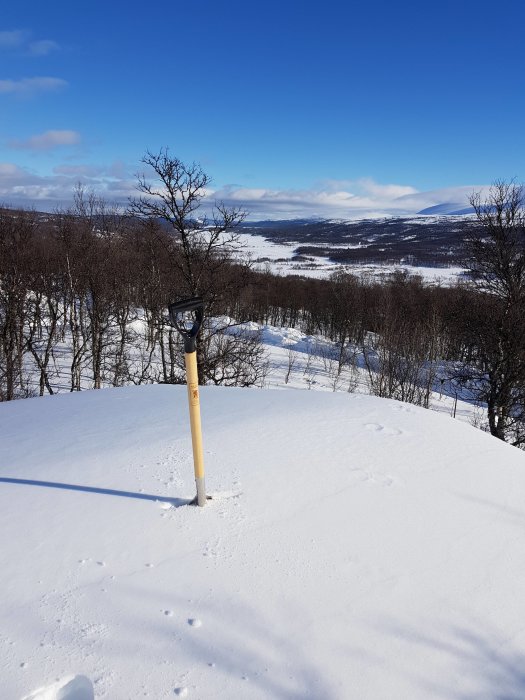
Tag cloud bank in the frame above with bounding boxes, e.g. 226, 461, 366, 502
0, 161, 135, 209
211, 179, 484, 219
0, 161, 488, 220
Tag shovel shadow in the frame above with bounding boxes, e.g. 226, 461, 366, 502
0, 477, 191, 507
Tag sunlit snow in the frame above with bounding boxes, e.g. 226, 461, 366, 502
2, 380, 525, 699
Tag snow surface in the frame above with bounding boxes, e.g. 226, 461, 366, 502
236, 231, 465, 283
2, 384, 525, 699
21, 675, 93, 700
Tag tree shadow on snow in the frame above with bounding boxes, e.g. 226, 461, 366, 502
455, 492, 525, 531
0, 477, 190, 507
378, 617, 525, 699
107, 582, 339, 699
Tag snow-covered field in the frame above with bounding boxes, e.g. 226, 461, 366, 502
2, 382, 525, 699
237, 230, 465, 283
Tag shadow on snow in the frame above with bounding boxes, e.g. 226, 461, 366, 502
0, 477, 190, 507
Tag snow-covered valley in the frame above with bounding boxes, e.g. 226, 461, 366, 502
236, 215, 474, 282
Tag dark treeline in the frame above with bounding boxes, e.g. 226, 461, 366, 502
1, 185, 524, 448
240, 266, 491, 403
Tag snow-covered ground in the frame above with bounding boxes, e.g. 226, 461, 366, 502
237, 230, 465, 283
2, 382, 525, 699
252, 322, 476, 425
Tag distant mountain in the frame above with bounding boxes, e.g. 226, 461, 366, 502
417, 203, 475, 216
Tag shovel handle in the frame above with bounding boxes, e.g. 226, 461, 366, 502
168, 297, 204, 352
169, 297, 204, 316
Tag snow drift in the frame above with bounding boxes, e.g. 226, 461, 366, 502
1, 385, 525, 699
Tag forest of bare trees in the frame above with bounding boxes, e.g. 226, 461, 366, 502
1, 177, 524, 448
0, 197, 268, 399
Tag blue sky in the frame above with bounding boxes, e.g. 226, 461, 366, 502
0, 0, 523, 218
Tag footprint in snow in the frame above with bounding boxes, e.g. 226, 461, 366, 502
393, 404, 412, 413
365, 423, 403, 436
367, 473, 395, 487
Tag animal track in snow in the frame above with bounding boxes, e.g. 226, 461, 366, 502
392, 403, 413, 413
363, 471, 394, 487
203, 537, 222, 558
77, 558, 110, 568
364, 423, 403, 436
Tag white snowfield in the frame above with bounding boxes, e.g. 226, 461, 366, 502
235, 230, 465, 283
1, 385, 525, 699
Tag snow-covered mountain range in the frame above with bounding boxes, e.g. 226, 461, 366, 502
417, 203, 475, 216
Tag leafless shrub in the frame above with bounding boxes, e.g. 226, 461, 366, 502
284, 347, 298, 384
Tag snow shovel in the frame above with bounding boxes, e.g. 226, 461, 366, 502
168, 297, 208, 507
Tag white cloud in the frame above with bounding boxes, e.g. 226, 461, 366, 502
107, 160, 129, 180
28, 39, 60, 56
0, 161, 137, 209
0, 163, 27, 178
210, 178, 422, 218
0, 30, 27, 49
9, 130, 81, 151
0, 30, 60, 55
0, 76, 68, 96
354, 178, 419, 199
0, 163, 490, 220
208, 179, 486, 219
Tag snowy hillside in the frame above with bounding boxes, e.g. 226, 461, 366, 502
2, 385, 525, 699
